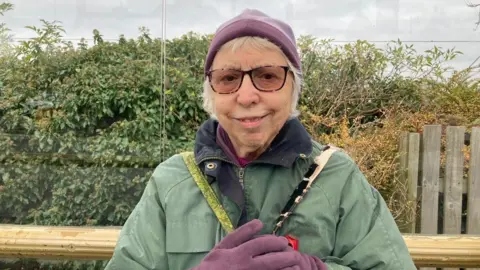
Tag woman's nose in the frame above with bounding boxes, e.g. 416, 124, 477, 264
236, 75, 260, 106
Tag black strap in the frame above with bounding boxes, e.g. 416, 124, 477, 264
277, 163, 318, 222
273, 145, 331, 234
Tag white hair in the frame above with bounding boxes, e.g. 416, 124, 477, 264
202, 36, 302, 119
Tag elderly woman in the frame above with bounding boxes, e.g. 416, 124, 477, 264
105, 9, 416, 270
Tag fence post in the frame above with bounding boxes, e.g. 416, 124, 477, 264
398, 132, 410, 233
444, 126, 466, 270
468, 127, 480, 270
467, 126, 480, 236
407, 132, 420, 233
399, 132, 420, 233
419, 125, 442, 270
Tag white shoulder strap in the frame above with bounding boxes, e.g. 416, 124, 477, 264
272, 144, 340, 234
305, 146, 339, 189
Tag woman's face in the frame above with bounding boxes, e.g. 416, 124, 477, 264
209, 43, 294, 159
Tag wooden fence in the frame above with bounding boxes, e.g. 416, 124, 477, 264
399, 125, 480, 270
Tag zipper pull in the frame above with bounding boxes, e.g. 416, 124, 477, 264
238, 168, 245, 188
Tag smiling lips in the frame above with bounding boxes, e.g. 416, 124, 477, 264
234, 114, 267, 128
238, 117, 263, 122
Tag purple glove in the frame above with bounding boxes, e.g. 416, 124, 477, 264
191, 219, 299, 270
250, 238, 328, 270
282, 246, 328, 270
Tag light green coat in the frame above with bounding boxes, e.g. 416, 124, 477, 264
104, 139, 416, 270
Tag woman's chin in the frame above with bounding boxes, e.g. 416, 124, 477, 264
238, 134, 269, 151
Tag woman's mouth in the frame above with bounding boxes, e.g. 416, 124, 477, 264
235, 115, 267, 128
238, 117, 263, 122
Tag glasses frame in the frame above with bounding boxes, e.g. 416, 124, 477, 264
206, 65, 290, 94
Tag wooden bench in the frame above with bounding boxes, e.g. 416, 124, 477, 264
0, 224, 479, 268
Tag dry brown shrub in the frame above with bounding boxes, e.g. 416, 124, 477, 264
298, 59, 479, 230
300, 103, 478, 230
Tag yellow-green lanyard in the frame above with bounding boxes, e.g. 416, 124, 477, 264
181, 151, 234, 233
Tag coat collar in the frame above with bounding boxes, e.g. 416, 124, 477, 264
193, 117, 313, 168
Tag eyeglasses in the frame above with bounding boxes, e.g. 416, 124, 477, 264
206, 65, 290, 94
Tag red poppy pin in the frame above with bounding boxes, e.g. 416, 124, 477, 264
285, 235, 299, 251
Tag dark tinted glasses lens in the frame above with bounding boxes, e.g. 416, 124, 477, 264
251, 66, 286, 91
210, 69, 242, 93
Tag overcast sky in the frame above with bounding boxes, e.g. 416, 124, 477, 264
3, 0, 480, 71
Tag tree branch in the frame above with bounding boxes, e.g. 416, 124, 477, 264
465, 0, 480, 30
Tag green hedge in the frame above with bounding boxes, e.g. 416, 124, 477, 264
0, 27, 209, 226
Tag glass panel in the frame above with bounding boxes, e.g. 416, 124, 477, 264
0, 0, 168, 268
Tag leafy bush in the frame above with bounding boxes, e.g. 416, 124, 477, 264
0, 2, 13, 57
0, 24, 206, 226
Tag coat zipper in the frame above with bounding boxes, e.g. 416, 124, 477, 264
198, 156, 246, 188
238, 167, 245, 189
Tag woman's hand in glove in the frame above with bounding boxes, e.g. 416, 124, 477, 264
191, 219, 296, 270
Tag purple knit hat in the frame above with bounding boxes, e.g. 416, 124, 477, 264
204, 9, 301, 76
